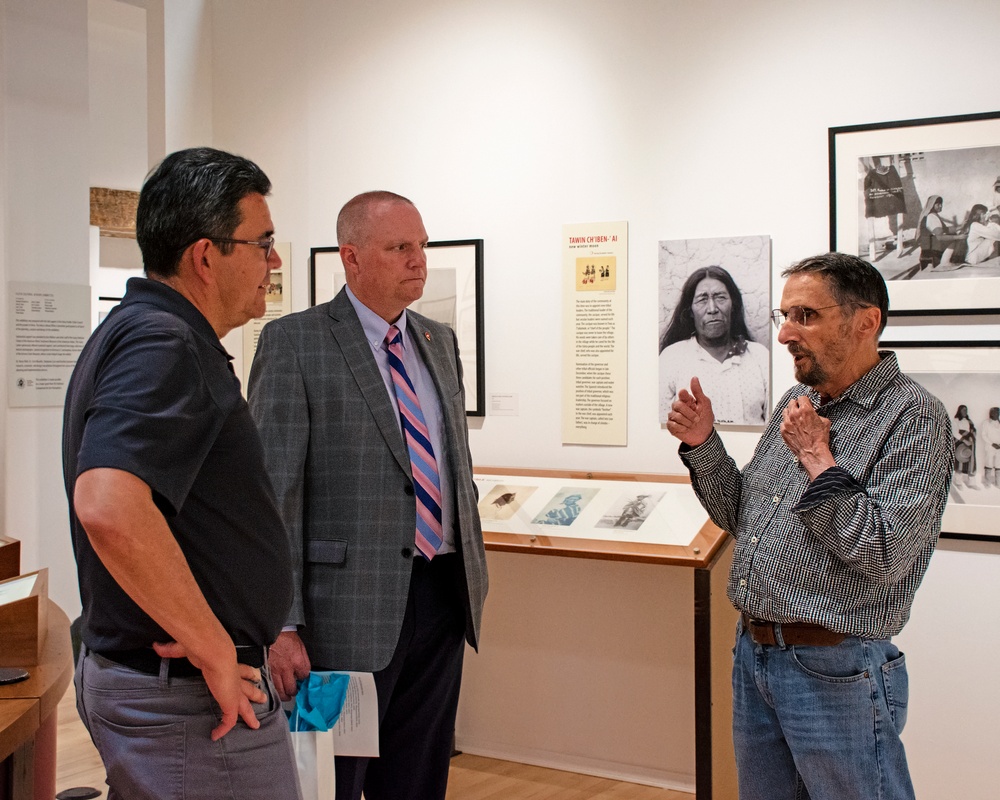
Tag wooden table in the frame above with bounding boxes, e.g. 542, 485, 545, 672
0, 601, 73, 800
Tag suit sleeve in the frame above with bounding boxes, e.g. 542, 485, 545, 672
247, 322, 309, 628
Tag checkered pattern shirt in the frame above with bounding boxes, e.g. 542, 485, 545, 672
680, 351, 953, 639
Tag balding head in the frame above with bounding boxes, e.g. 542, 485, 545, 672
336, 191, 415, 248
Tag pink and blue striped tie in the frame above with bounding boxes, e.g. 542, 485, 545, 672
386, 325, 443, 560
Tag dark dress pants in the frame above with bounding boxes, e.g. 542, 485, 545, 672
334, 552, 466, 800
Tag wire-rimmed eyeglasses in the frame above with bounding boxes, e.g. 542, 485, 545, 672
210, 235, 275, 260
770, 304, 842, 329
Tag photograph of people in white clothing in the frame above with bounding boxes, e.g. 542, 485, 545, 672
898, 369, 1000, 505
857, 145, 1000, 280
658, 235, 771, 427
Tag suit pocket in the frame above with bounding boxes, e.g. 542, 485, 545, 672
306, 538, 348, 564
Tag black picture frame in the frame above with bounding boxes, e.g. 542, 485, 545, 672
829, 111, 1000, 316
310, 239, 486, 417
882, 339, 1000, 542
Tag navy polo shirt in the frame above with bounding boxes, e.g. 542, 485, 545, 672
63, 278, 292, 652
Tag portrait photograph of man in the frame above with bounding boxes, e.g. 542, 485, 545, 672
658, 235, 772, 427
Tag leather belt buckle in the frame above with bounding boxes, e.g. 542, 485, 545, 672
741, 612, 845, 647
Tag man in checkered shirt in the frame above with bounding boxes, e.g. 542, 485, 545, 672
667, 252, 952, 800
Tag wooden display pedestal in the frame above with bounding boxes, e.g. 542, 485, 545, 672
0, 538, 73, 800
473, 467, 737, 799
0, 539, 20, 582
0, 570, 48, 668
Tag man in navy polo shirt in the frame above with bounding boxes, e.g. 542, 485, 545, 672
63, 148, 301, 799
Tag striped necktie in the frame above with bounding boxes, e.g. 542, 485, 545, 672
385, 325, 443, 560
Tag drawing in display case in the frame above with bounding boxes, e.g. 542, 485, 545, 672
475, 467, 726, 566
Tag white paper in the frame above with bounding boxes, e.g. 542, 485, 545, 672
0, 573, 37, 605
489, 393, 519, 416
8, 281, 91, 407
331, 671, 379, 757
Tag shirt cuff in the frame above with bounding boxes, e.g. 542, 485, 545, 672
793, 465, 863, 511
678, 430, 727, 472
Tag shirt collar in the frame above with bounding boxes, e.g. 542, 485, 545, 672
345, 285, 408, 349
805, 350, 900, 409
120, 277, 230, 360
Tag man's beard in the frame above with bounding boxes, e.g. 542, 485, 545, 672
789, 345, 828, 389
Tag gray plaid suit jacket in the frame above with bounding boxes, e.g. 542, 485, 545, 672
247, 288, 487, 671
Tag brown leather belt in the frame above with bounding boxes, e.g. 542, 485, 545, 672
741, 612, 846, 647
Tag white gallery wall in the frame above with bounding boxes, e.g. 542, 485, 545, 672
1, 0, 91, 614
204, 1, 1000, 796
2, 0, 999, 796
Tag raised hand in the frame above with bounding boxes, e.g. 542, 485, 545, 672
666, 377, 716, 447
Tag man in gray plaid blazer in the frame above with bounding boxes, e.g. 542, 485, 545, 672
248, 191, 488, 800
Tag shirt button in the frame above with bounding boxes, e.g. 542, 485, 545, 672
750, 536, 758, 544
772, 495, 780, 503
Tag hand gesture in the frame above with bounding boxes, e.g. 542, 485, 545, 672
666, 377, 716, 447
268, 630, 312, 702
779, 396, 835, 479
153, 640, 265, 741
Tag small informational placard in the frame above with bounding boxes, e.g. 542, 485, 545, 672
8, 281, 90, 407
489, 393, 519, 416
561, 222, 628, 445
241, 242, 292, 389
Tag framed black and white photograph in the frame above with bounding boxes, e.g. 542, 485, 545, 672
657, 235, 771, 429
883, 340, 1000, 541
310, 239, 485, 416
830, 111, 1000, 315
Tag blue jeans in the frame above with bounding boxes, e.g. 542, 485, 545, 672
732, 619, 914, 800
76, 645, 302, 800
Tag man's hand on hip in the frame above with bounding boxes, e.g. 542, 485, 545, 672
153, 639, 265, 741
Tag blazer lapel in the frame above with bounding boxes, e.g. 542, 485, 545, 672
327, 290, 411, 477
406, 312, 451, 418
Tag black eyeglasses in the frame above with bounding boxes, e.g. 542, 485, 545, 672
770, 304, 842, 329
210, 235, 275, 260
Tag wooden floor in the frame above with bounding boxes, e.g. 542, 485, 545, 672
56, 685, 689, 799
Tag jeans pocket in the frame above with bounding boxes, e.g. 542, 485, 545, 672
208, 672, 281, 725
790, 642, 868, 684
881, 651, 909, 733
88, 710, 185, 800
